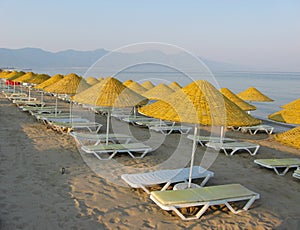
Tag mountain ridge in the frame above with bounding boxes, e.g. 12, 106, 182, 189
0, 47, 243, 72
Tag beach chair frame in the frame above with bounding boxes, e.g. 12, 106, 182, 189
150, 184, 260, 220
121, 166, 214, 194
206, 142, 260, 156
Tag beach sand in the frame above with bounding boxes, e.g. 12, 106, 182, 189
0, 93, 299, 230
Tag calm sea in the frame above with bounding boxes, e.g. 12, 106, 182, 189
32, 67, 300, 121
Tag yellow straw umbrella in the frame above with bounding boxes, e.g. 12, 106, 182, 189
44, 73, 90, 117
13, 72, 39, 99
29, 74, 50, 85
220, 88, 256, 111
274, 126, 300, 149
0, 70, 13, 78
34, 74, 64, 90
281, 98, 300, 110
268, 109, 300, 124
6, 71, 26, 92
73, 77, 147, 144
123, 79, 133, 86
142, 83, 175, 100
6, 71, 26, 81
237, 86, 273, 102
169, 81, 182, 91
86, 77, 99, 85
139, 80, 261, 188
126, 82, 147, 94
141, 81, 155, 90
34, 74, 64, 103
44, 73, 90, 94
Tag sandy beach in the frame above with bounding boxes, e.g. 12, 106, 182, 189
0, 92, 299, 230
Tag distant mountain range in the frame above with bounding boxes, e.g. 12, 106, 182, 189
0, 47, 243, 72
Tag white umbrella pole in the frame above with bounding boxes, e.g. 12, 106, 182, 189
220, 126, 224, 143
28, 86, 31, 100
69, 100, 72, 124
55, 94, 58, 117
13, 82, 16, 93
106, 110, 110, 145
133, 106, 137, 118
41, 91, 44, 104
188, 124, 198, 188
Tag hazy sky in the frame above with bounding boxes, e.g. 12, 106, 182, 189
1, 0, 300, 71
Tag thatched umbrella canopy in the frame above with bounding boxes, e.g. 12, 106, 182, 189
0, 71, 12, 78
6, 71, 26, 81
44, 73, 90, 117
268, 109, 300, 124
13, 72, 37, 83
3, 71, 25, 91
34, 74, 64, 89
169, 81, 182, 91
274, 126, 300, 149
141, 81, 155, 90
139, 80, 260, 126
142, 83, 175, 100
73, 77, 147, 144
237, 86, 273, 102
220, 88, 256, 111
86, 77, 99, 85
281, 98, 300, 110
139, 80, 260, 188
29, 74, 50, 84
98, 77, 104, 81
74, 77, 147, 107
127, 82, 147, 94
123, 79, 133, 86
44, 73, 90, 95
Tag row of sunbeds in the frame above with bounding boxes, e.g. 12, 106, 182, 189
2, 89, 299, 221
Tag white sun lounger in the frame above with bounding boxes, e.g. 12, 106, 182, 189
15, 100, 45, 108
292, 168, 300, 179
12, 97, 37, 103
241, 125, 274, 135
121, 166, 214, 194
254, 158, 300, 175
149, 125, 192, 135
150, 183, 260, 220
34, 112, 75, 121
122, 117, 157, 126
70, 132, 132, 145
7, 93, 28, 100
50, 121, 102, 133
187, 135, 235, 146
135, 120, 174, 127
81, 143, 152, 160
205, 141, 260, 156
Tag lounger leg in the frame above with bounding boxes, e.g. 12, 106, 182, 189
200, 174, 212, 187
92, 151, 117, 160
250, 146, 260, 156
161, 182, 172, 191
161, 129, 173, 135
225, 196, 257, 214
273, 167, 290, 176
140, 185, 151, 194
198, 140, 205, 147
171, 205, 209, 220
96, 125, 102, 133
127, 150, 150, 159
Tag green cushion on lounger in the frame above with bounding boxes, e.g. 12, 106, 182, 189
254, 158, 300, 167
151, 184, 256, 206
